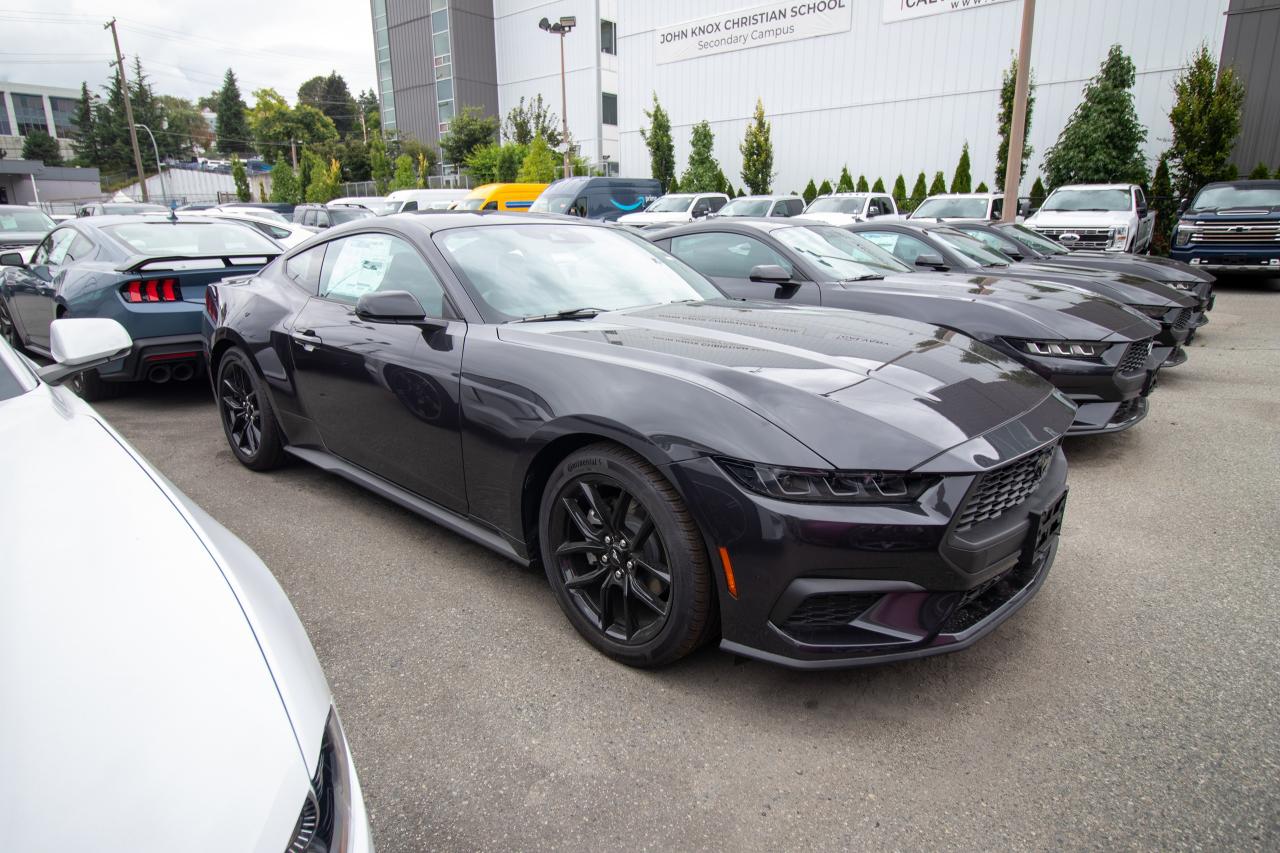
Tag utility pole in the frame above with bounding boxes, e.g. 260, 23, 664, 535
290, 139, 298, 169
1001, 0, 1035, 222
359, 110, 368, 144
105, 18, 149, 201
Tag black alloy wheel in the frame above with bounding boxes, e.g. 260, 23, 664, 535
217, 348, 285, 470
0, 303, 21, 351
541, 444, 714, 667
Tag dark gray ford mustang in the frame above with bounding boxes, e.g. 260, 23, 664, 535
204, 213, 1073, 669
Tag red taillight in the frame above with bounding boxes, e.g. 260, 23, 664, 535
122, 278, 181, 303
205, 286, 218, 321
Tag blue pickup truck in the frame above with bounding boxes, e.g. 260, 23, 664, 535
1170, 180, 1280, 275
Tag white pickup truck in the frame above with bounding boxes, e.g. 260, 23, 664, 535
616, 192, 729, 226
1024, 183, 1156, 253
909, 192, 1029, 222
800, 192, 903, 225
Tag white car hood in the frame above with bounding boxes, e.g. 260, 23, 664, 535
616, 210, 692, 224
0, 385, 324, 852
1028, 209, 1129, 226
798, 211, 862, 225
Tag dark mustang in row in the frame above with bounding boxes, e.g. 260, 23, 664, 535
205, 213, 1072, 669
650, 219, 1162, 435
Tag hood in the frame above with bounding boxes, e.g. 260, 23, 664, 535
799, 211, 862, 225
1009, 262, 1196, 308
616, 211, 692, 224
0, 230, 49, 248
822, 270, 1160, 343
1067, 251, 1215, 284
1026, 209, 1129, 226
0, 385, 312, 852
498, 300, 1073, 471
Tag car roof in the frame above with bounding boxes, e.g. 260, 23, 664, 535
650, 217, 808, 238
729, 195, 799, 201
813, 192, 873, 198
1049, 183, 1136, 191
920, 192, 1001, 200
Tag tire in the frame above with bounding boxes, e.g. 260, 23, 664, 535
0, 301, 23, 352
69, 367, 126, 402
539, 443, 714, 667
216, 347, 286, 471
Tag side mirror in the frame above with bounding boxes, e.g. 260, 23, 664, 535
38, 318, 133, 386
749, 264, 792, 284
692, 208, 708, 219
915, 252, 946, 269
1, 252, 26, 267
1137, 204, 1148, 217
355, 290, 444, 327
1177, 198, 1189, 215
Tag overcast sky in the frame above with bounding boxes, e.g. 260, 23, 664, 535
0, 1, 376, 104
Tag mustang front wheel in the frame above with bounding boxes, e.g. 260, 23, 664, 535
217, 348, 285, 470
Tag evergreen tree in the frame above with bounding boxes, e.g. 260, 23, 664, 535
908, 172, 928, 210
230, 155, 250, 201
298, 72, 359, 137
94, 70, 136, 178
995, 56, 1035, 191
817, 179, 833, 197
270, 162, 301, 204
871, 177, 885, 192
892, 174, 908, 210
736, 186, 746, 198
1166, 44, 1246, 201
1248, 162, 1271, 180
1030, 175, 1047, 207
855, 174, 869, 193
739, 98, 774, 194
215, 69, 251, 155
950, 143, 972, 193
836, 166, 854, 193
517, 133, 558, 183
440, 106, 499, 165
1043, 45, 1149, 188
679, 120, 723, 192
928, 171, 947, 196
975, 181, 989, 192
21, 130, 62, 165
389, 154, 416, 190
297, 148, 323, 199
71, 82, 100, 167
1150, 154, 1176, 256
369, 135, 392, 193
640, 93, 676, 193
258, 179, 268, 202
802, 179, 818, 205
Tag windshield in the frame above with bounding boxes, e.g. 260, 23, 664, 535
1190, 185, 1280, 211
529, 193, 571, 214
646, 195, 695, 213
434, 223, 719, 323
912, 197, 989, 219
330, 208, 375, 224
719, 198, 771, 217
1041, 189, 1130, 212
454, 197, 486, 211
931, 228, 1012, 266
805, 197, 866, 215
103, 221, 280, 255
103, 204, 169, 215
955, 225, 1024, 255
999, 223, 1068, 254
0, 208, 54, 232
775, 225, 902, 279
347, 200, 399, 215
218, 206, 288, 222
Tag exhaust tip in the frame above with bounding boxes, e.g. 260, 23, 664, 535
147, 365, 172, 384
172, 363, 195, 382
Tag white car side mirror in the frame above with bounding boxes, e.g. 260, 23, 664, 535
39, 318, 133, 385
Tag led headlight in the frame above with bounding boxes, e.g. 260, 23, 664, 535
1167, 279, 1198, 290
718, 459, 937, 504
1107, 224, 1130, 251
1174, 223, 1194, 247
1018, 340, 1108, 358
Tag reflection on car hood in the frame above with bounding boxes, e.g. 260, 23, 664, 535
1065, 251, 1215, 283
498, 300, 1073, 471
1008, 262, 1197, 307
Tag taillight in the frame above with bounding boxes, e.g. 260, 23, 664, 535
121, 277, 180, 303
205, 286, 218, 321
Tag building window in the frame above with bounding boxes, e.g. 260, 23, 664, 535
0, 93, 11, 135
601, 93, 617, 126
601, 19, 616, 55
49, 96, 79, 138
12, 93, 48, 136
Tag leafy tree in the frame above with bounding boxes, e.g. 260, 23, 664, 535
1149, 154, 1176, 256
390, 154, 416, 190
369, 134, 392, 193
950, 143, 972, 193
928, 171, 947, 196
871, 177, 885, 192
995, 56, 1035, 191
1166, 44, 1246, 201
249, 89, 338, 165
892, 174, 907, 210
908, 171, 928, 210
641, 93, 676, 193
157, 95, 212, 157
70, 82, 100, 167
304, 156, 342, 202
517, 134, 558, 183
1043, 45, 1149, 188
503, 95, 562, 147
298, 72, 360, 137
1248, 162, 1271, 180
836, 166, 854, 193
817, 179, 833, 197
739, 98, 774, 194
440, 106, 499, 166
802, 178, 818, 205
1029, 175, 1047, 208
231, 154, 251, 201
679, 121, 723, 192
856, 174, 869, 193
215, 68, 252, 154
22, 130, 62, 165
393, 135, 438, 177
270, 161, 301, 204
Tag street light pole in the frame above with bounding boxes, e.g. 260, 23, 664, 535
134, 123, 167, 203
1001, 0, 1036, 222
539, 16, 577, 180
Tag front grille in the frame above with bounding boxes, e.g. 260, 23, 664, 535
954, 445, 1055, 531
781, 593, 881, 631
1117, 340, 1152, 375
1173, 308, 1194, 330
1034, 227, 1111, 250
1189, 221, 1280, 244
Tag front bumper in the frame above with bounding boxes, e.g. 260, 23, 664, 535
669, 448, 1069, 669
1170, 246, 1280, 276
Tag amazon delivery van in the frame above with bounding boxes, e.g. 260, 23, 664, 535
452, 183, 547, 212
529, 177, 662, 221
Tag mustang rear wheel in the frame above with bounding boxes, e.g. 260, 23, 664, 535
540, 443, 714, 667
69, 368, 125, 402
0, 303, 22, 351
217, 348, 285, 470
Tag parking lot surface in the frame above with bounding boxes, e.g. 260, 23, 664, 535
97, 280, 1280, 852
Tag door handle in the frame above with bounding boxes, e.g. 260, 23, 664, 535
291, 329, 321, 350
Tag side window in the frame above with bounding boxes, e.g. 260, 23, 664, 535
707, 196, 727, 212
1134, 188, 1146, 210
669, 232, 794, 279
284, 243, 326, 294
401, 200, 418, 212
65, 233, 95, 262
301, 209, 316, 227
691, 198, 711, 217
315, 210, 331, 228
571, 197, 589, 217
860, 231, 933, 265
318, 233, 447, 316
38, 229, 78, 266
991, 197, 1004, 219
484, 201, 499, 210
878, 197, 894, 215
787, 199, 805, 216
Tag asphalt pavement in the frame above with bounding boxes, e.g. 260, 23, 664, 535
96, 278, 1280, 852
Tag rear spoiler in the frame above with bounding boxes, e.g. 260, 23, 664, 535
116, 252, 281, 273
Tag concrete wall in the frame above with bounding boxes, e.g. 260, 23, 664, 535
1223, 0, 1280, 171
